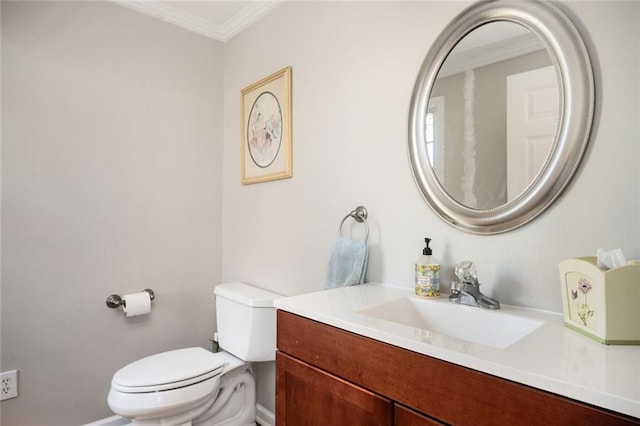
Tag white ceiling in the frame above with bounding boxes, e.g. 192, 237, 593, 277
112, 0, 282, 41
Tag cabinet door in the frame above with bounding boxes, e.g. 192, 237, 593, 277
395, 404, 445, 426
276, 351, 393, 426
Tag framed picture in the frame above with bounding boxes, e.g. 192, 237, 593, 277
241, 66, 292, 184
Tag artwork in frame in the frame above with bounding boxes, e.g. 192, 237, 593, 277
241, 66, 292, 184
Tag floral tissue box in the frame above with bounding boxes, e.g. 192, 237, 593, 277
559, 257, 640, 345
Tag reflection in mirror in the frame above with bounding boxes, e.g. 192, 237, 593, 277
427, 22, 559, 210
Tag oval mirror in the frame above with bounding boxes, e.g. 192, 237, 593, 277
409, 0, 594, 234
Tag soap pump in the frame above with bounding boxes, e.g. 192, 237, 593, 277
415, 238, 441, 297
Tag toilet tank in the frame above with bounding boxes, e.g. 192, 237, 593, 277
214, 282, 281, 362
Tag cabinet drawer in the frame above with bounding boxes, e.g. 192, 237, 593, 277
395, 404, 445, 426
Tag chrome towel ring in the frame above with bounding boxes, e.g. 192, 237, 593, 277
338, 206, 369, 243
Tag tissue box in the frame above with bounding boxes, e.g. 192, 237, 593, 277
559, 257, 640, 345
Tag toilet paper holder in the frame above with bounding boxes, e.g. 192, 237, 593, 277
106, 289, 155, 309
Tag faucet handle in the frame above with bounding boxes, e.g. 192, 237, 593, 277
455, 260, 479, 284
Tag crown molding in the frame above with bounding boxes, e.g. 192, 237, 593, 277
222, 1, 283, 41
111, 1, 281, 42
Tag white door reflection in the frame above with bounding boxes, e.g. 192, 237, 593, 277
507, 65, 559, 200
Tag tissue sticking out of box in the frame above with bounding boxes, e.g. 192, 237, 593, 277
596, 248, 627, 270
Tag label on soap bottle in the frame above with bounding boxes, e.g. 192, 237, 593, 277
415, 264, 441, 297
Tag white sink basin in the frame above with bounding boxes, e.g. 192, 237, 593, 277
355, 296, 543, 349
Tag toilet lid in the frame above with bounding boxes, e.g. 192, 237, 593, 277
111, 347, 226, 393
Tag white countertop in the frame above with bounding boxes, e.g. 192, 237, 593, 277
274, 283, 640, 419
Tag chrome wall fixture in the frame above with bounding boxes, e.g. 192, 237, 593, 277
106, 289, 155, 309
339, 205, 369, 243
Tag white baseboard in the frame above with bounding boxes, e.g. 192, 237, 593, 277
84, 415, 130, 426
87, 405, 274, 426
256, 403, 275, 426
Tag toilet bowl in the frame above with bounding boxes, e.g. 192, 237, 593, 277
107, 283, 280, 426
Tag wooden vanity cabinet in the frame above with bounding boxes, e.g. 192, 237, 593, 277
276, 310, 639, 426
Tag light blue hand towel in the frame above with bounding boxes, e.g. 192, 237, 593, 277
325, 237, 369, 289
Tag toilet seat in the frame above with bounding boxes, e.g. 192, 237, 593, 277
111, 347, 226, 393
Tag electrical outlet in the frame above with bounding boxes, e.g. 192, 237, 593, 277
1, 370, 18, 401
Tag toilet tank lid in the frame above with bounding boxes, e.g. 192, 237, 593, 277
215, 282, 282, 307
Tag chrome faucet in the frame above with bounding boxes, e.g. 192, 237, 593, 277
449, 261, 500, 310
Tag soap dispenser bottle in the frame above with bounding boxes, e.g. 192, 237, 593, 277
415, 238, 440, 297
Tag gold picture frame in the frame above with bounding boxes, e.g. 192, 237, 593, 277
241, 67, 292, 184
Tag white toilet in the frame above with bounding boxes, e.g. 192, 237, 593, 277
107, 282, 281, 426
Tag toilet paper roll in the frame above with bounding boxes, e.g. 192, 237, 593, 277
122, 291, 151, 317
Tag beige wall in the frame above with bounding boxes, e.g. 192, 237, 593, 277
223, 0, 640, 414
1, 0, 639, 423
1, 2, 224, 424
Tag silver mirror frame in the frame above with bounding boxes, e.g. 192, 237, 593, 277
408, 0, 594, 234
